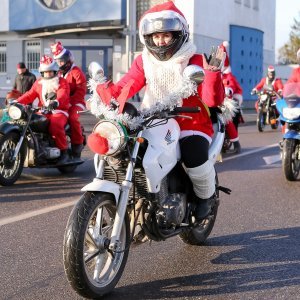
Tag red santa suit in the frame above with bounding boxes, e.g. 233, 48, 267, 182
17, 77, 70, 150
93, 1, 225, 202
287, 67, 300, 83
254, 76, 283, 112
97, 53, 224, 142
62, 65, 86, 145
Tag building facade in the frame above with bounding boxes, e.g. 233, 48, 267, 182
0, 0, 276, 105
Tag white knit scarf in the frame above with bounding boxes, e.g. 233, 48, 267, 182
40, 77, 59, 106
141, 40, 197, 109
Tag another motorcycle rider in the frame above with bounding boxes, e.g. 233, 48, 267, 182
287, 48, 300, 83
252, 65, 284, 111
220, 41, 243, 154
94, 1, 225, 220
17, 55, 70, 165
51, 41, 87, 159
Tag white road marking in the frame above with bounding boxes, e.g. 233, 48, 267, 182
0, 145, 279, 226
222, 143, 279, 162
0, 200, 77, 227
263, 154, 281, 165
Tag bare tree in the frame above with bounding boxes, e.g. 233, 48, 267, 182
278, 12, 300, 64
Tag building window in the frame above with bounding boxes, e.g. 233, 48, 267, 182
26, 41, 41, 72
253, 0, 259, 10
244, 0, 251, 8
0, 42, 7, 73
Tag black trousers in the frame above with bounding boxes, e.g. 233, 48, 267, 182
179, 135, 209, 168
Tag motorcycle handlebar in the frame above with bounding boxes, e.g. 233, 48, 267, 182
173, 106, 201, 113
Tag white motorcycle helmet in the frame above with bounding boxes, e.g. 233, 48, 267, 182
39, 55, 59, 79
139, 2, 189, 61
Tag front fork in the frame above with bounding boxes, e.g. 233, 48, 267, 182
103, 134, 143, 252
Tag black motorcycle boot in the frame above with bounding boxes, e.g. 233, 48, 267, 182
194, 193, 216, 221
56, 150, 69, 165
72, 144, 84, 159
232, 141, 241, 154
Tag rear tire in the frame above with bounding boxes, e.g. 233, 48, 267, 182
0, 132, 25, 186
63, 192, 130, 299
179, 173, 219, 245
282, 139, 300, 181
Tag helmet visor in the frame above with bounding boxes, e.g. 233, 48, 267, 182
141, 17, 183, 36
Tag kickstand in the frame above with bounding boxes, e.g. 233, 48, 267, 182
217, 185, 232, 195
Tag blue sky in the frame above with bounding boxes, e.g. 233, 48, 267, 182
275, 0, 299, 53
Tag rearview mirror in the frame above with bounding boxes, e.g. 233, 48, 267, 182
88, 62, 104, 82
183, 65, 205, 85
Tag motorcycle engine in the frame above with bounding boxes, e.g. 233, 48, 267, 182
45, 147, 60, 159
157, 193, 187, 227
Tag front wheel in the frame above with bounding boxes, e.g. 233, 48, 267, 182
0, 132, 25, 186
282, 139, 300, 181
63, 192, 130, 299
257, 110, 265, 132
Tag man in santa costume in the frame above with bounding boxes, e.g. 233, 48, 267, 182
287, 48, 300, 83
252, 65, 284, 112
17, 55, 70, 164
220, 41, 243, 154
94, 1, 225, 220
51, 41, 87, 159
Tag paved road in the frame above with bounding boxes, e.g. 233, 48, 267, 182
0, 115, 299, 300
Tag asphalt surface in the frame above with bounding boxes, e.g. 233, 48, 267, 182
1, 109, 300, 300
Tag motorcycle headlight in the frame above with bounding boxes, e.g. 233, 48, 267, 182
282, 107, 300, 120
260, 94, 268, 101
8, 103, 25, 120
92, 120, 128, 156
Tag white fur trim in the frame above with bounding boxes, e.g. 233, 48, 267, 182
139, 10, 189, 45
223, 41, 229, 48
75, 103, 86, 110
53, 47, 67, 59
222, 66, 231, 74
52, 109, 69, 117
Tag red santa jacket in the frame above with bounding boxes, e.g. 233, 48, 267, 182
254, 77, 284, 93
222, 72, 243, 103
63, 65, 86, 109
287, 67, 300, 83
17, 77, 70, 116
96, 54, 224, 138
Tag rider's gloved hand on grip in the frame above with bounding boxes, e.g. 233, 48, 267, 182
48, 100, 59, 110
96, 81, 121, 107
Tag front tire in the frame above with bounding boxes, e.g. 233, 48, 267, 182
0, 132, 25, 186
257, 110, 265, 132
282, 139, 300, 181
63, 192, 130, 299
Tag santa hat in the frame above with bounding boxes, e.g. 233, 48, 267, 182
219, 41, 231, 74
267, 65, 275, 73
50, 41, 67, 59
39, 55, 59, 72
138, 1, 189, 45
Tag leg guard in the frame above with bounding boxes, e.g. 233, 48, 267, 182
186, 160, 215, 199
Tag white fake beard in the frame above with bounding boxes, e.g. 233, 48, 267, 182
142, 40, 196, 109
41, 77, 59, 105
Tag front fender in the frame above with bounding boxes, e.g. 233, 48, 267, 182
283, 130, 300, 140
0, 122, 21, 135
81, 179, 121, 203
